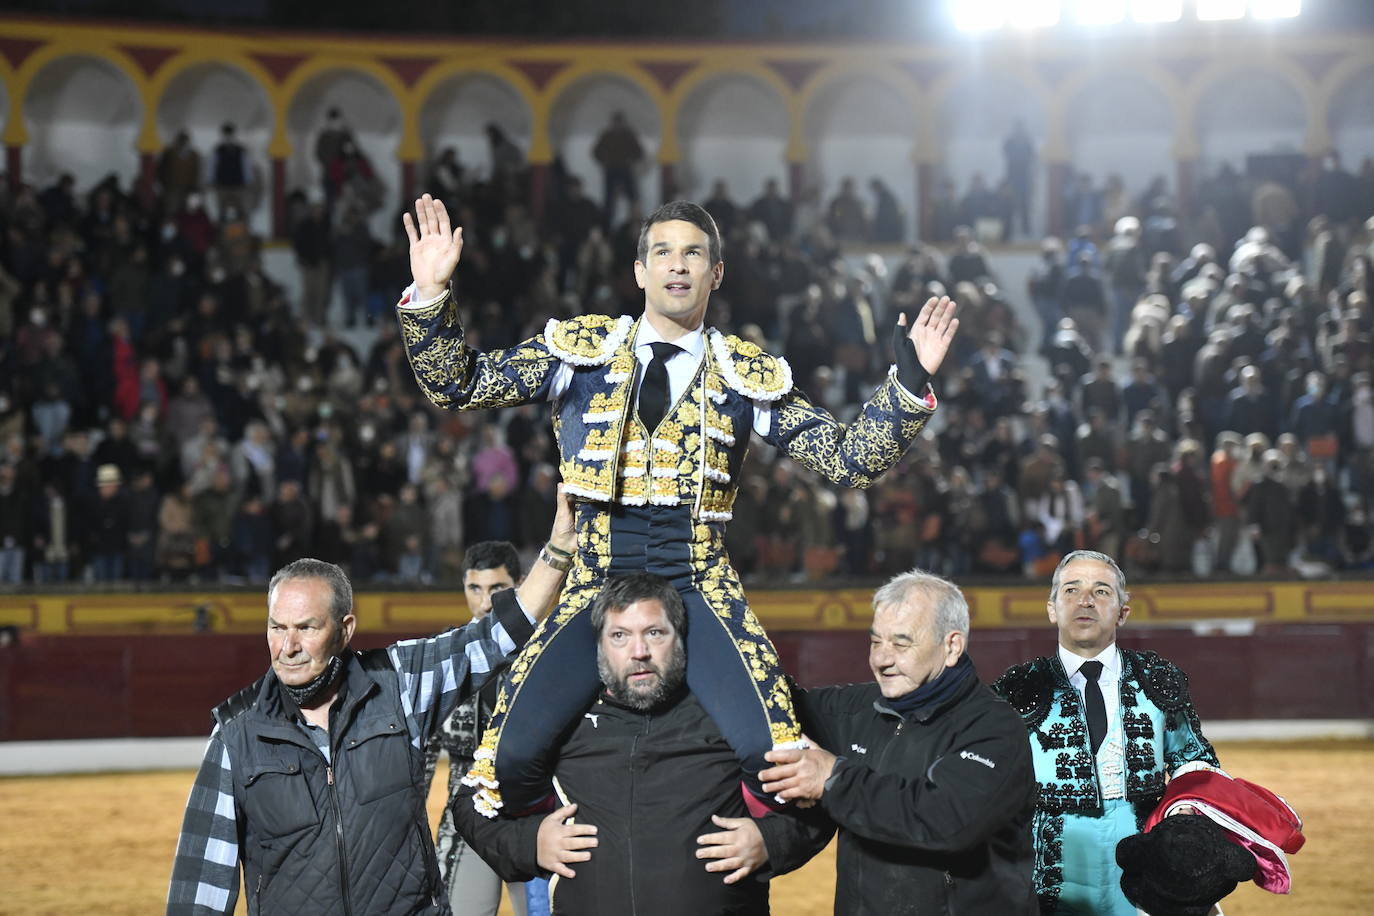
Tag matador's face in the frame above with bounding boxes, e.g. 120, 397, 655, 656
633, 219, 723, 332
1047, 557, 1130, 655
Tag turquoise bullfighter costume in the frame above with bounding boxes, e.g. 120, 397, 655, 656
993, 649, 1218, 915
398, 291, 936, 816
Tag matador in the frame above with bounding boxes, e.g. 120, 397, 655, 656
396, 195, 959, 817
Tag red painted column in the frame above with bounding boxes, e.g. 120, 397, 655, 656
137, 152, 158, 210
1175, 158, 1196, 224
400, 160, 416, 210
659, 162, 676, 204
6, 145, 21, 192
917, 161, 934, 241
1047, 161, 1071, 238
271, 157, 287, 240
530, 163, 548, 225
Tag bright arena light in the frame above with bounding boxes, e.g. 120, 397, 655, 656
952, 0, 1007, 31
1074, 0, 1127, 26
1009, 0, 1062, 29
1130, 0, 1183, 23
1251, 0, 1302, 18
953, 0, 1301, 31
1196, 0, 1247, 19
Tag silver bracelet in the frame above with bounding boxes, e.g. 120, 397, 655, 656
540, 547, 572, 572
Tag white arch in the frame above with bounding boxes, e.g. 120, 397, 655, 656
418, 72, 534, 187
1328, 63, 1374, 173
24, 55, 142, 192
937, 71, 1051, 237
157, 61, 273, 231
804, 74, 919, 241
1194, 68, 1309, 172
286, 68, 404, 237
676, 73, 789, 205
548, 73, 661, 223
1063, 71, 1177, 199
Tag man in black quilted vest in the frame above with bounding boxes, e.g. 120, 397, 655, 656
166, 493, 574, 916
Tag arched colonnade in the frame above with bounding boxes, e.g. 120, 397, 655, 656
1, 19, 1370, 239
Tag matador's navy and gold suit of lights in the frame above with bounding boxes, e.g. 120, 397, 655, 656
398, 292, 937, 817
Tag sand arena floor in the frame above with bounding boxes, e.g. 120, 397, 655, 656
0, 740, 1367, 915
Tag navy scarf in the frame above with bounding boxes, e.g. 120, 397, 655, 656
885, 653, 975, 719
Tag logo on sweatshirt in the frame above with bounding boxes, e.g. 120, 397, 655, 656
960, 750, 995, 768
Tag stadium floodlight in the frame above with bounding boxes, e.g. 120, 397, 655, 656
1196, 0, 1246, 19
952, 0, 1007, 31
1009, 0, 1061, 28
1074, 0, 1127, 26
1130, 0, 1182, 22
1251, 0, 1301, 18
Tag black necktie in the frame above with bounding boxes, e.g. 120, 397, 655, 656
1079, 660, 1107, 756
638, 341, 680, 433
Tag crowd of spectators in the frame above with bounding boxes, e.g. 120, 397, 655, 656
1, 108, 1372, 588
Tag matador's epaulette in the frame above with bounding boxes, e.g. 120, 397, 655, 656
543, 314, 633, 366
1128, 649, 1194, 712
991, 656, 1057, 731
708, 330, 793, 402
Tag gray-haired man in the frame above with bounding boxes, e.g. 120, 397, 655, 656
167, 495, 575, 915
993, 550, 1217, 915
760, 569, 1037, 915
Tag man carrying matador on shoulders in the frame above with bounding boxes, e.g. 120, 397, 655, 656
396, 194, 959, 817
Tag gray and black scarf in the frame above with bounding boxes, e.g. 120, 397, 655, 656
282, 654, 346, 708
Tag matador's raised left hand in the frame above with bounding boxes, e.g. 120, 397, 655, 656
900, 295, 960, 377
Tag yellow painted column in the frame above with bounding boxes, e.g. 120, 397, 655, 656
396, 95, 425, 218
527, 97, 555, 223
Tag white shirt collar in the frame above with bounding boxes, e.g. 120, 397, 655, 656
1058, 642, 1120, 680
634, 318, 705, 361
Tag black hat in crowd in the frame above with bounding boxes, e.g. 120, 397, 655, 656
1116, 814, 1256, 916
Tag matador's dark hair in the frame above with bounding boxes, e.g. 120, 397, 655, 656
637, 200, 723, 266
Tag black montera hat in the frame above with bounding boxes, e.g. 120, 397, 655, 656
1116, 814, 1256, 916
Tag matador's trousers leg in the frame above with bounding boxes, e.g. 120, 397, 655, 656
465, 503, 801, 816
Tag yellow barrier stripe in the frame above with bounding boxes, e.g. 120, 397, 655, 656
4, 582, 1371, 635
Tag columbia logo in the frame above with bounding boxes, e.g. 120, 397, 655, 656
960, 750, 995, 768
851, 743, 868, 755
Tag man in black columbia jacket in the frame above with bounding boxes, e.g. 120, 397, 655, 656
761, 569, 1037, 915
454, 573, 828, 915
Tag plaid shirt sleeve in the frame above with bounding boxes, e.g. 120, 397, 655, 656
388, 588, 535, 748
167, 729, 241, 915
163, 593, 533, 914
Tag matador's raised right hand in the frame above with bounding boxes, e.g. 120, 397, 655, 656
402, 194, 464, 301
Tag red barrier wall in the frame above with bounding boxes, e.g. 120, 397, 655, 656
2, 625, 1370, 741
